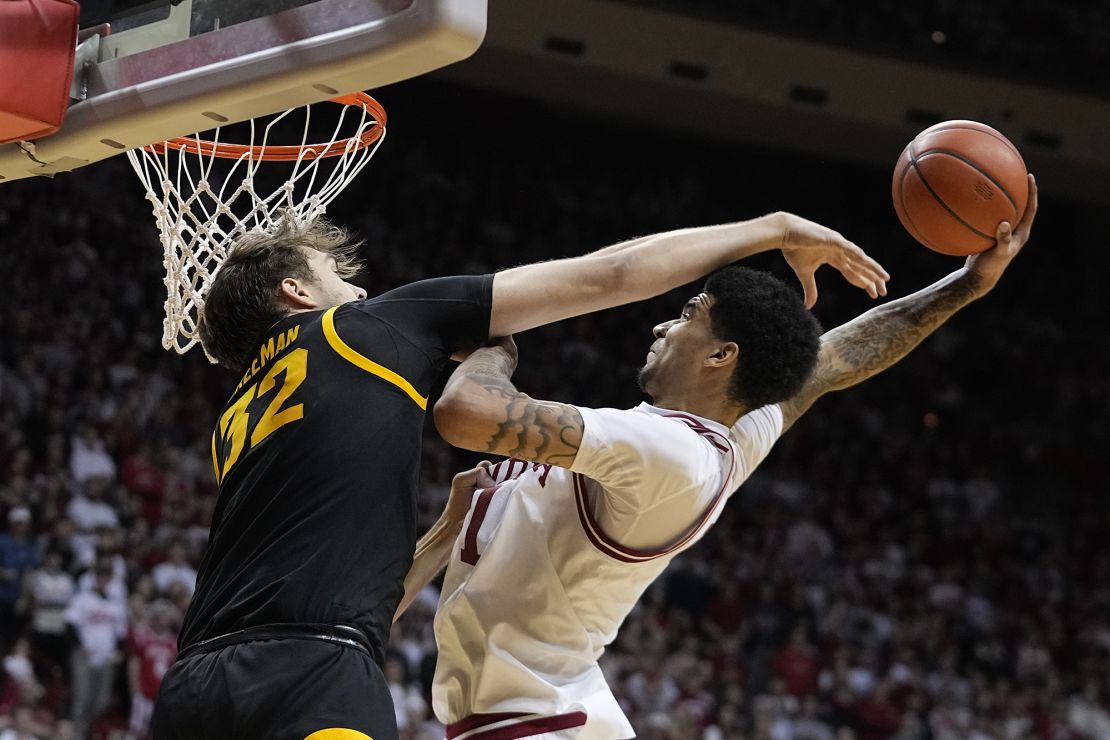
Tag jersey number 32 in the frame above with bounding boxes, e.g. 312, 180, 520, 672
212, 348, 308, 484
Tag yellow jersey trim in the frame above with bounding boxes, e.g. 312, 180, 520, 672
303, 730, 373, 740
321, 307, 428, 411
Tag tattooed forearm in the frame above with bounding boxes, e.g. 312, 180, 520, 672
822, 268, 983, 388
474, 381, 582, 465
782, 268, 984, 427
438, 346, 584, 466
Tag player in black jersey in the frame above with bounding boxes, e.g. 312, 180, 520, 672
152, 212, 888, 740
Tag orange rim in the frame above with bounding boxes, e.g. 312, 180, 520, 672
146, 93, 386, 161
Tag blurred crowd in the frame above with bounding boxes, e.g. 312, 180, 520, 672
623, 0, 1110, 97
0, 82, 1107, 739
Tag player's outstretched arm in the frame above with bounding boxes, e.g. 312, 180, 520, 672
435, 337, 584, 467
394, 462, 497, 623
779, 174, 1038, 431
488, 213, 889, 336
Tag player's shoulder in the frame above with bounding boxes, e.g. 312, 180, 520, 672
329, 276, 488, 333
581, 404, 732, 459
730, 404, 784, 445
324, 282, 435, 326
351, 274, 493, 308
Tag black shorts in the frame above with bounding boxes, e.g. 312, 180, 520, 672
152, 632, 398, 740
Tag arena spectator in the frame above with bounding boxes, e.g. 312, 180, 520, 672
0, 510, 36, 641
126, 601, 178, 740
384, 654, 428, 735
773, 624, 821, 697
150, 540, 195, 598
792, 695, 836, 740
76, 551, 127, 608
68, 425, 115, 486
22, 548, 75, 674
67, 479, 119, 535
1068, 680, 1110, 738
66, 561, 127, 738
2, 639, 42, 709
0, 706, 54, 740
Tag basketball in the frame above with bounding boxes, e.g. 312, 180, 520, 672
892, 120, 1029, 256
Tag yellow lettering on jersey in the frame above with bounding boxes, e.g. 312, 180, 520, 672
215, 329, 309, 484
250, 348, 307, 447
215, 386, 257, 483
259, 337, 275, 365
303, 730, 373, 740
210, 431, 219, 483
236, 326, 301, 392
236, 365, 252, 393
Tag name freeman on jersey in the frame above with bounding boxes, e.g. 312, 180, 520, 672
235, 325, 301, 392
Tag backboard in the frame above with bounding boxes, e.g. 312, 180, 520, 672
0, 0, 486, 182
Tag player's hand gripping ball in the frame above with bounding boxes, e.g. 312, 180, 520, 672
892, 120, 1029, 256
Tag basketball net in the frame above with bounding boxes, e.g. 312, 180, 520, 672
127, 94, 386, 357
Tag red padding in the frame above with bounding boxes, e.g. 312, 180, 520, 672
0, 0, 80, 144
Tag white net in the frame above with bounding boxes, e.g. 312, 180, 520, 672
127, 95, 386, 356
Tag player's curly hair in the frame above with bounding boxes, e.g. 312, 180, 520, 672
704, 266, 822, 409
198, 215, 363, 370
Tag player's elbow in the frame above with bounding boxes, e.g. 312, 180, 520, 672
433, 393, 487, 451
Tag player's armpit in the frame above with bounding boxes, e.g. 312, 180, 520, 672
435, 342, 583, 467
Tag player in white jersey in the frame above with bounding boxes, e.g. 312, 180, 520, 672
431, 404, 781, 739
397, 178, 1037, 739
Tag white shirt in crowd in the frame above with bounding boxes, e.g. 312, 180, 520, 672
65, 590, 128, 667
1068, 694, 1110, 739
3, 653, 35, 684
29, 569, 76, 635
68, 494, 120, 532
152, 561, 197, 596
77, 556, 129, 606
69, 436, 117, 484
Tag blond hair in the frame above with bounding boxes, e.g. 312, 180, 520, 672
198, 215, 364, 369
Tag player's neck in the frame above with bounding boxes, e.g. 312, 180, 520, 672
649, 390, 747, 429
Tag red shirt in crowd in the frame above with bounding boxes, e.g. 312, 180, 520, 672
129, 625, 178, 699
773, 643, 821, 697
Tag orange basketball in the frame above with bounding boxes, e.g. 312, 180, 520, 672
892, 120, 1029, 256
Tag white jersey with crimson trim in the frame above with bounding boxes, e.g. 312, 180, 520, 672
432, 402, 784, 740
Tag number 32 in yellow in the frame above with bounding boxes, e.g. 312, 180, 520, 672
212, 348, 308, 484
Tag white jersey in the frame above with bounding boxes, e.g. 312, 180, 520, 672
432, 402, 783, 740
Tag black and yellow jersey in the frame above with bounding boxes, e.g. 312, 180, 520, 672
179, 275, 493, 659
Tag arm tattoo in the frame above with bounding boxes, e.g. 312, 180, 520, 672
456, 349, 584, 466
783, 269, 984, 426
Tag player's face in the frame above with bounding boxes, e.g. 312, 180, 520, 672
303, 248, 366, 306
637, 292, 719, 398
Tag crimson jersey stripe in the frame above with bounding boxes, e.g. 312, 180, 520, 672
575, 415, 737, 562
447, 711, 588, 740
460, 485, 499, 565
446, 712, 529, 738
